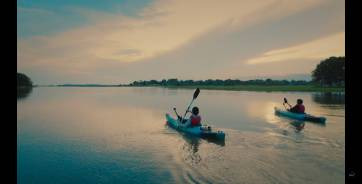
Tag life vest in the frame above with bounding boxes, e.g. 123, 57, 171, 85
190, 115, 201, 126
296, 104, 305, 113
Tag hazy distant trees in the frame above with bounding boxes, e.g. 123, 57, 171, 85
128, 56, 346, 87
312, 56, 345, 86
128, 78, 309, 86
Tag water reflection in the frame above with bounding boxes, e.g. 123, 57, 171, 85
183, 136, 201, 153
289, 121, 305, 132
182, 136, 202, 165
18, 87, 345, 184
17, 86, 33, 100
180, 133, 225, 168
312, 92, 345, 105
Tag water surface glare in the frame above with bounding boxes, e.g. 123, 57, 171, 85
17, 87, 345, 184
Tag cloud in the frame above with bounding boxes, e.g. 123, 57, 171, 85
19, 0, 326, 60
17, 0, 344, 84
245, 32, 345, 65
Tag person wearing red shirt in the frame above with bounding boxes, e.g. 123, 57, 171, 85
289, 99, 305, 114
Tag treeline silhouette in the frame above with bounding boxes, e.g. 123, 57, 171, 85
17, 73, 33, 99
312, 56, 344, 86
128, 78, 310, 86
129, 56, 345, 87
17, 73, 33, 87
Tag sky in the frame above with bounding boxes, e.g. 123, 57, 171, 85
17, 0, 344, 85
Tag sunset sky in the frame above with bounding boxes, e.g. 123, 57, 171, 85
17, 0, 344, 85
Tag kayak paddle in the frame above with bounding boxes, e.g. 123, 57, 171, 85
282, 97, 287, 109
283, 97, 292, 110
181, 88, 200, 123
173, 107, 182, 120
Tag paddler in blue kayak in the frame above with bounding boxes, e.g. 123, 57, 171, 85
285, 98, 305, 114
175, 106, 202, 127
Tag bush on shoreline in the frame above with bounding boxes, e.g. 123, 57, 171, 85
17, 73, 33, 87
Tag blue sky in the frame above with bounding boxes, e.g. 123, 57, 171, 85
18, 0, 152, 38
17, 0, 344, 84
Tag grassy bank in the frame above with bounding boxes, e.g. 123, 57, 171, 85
131, 85, 345, 92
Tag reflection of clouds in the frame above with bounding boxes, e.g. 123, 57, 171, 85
17, 88, 345, 183
247, 101, 280, 124
18, 87, 226, 184
17, 94, 166, 151
18, 92, 197, 183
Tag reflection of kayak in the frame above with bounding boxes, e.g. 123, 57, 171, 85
165, 113, 225, 141
274, 107, 326, 123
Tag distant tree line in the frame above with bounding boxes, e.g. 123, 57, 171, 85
128, 78, 310, 86
128, 56, 345, 87
57, 84, 119, 87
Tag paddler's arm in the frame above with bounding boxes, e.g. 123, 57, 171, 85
284, 102, 292, 111
173, 107, 182, 120
181, 110, 192, 120
180, 119, 191, 127
289, 105, 298, 112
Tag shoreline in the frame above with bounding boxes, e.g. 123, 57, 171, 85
35, 85, 345, 92
127, 85, 345, 92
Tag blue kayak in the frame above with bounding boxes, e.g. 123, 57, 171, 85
274, 107, 326, 123
165, 113, 225, 141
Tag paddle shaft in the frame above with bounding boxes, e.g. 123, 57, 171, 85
179, 88, 200, 124
173, 108, 181, 119
283, 97, 292, 110
283, 102, 292, 110
286, 102, 292, 108
181, 98, 195, 123
282, 103, 288, 110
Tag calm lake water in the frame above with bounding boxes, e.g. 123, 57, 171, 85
17, 87, 345, 184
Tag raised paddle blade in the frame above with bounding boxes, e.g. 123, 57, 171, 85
193, 88, 200, 99
283, 97, 288, 104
